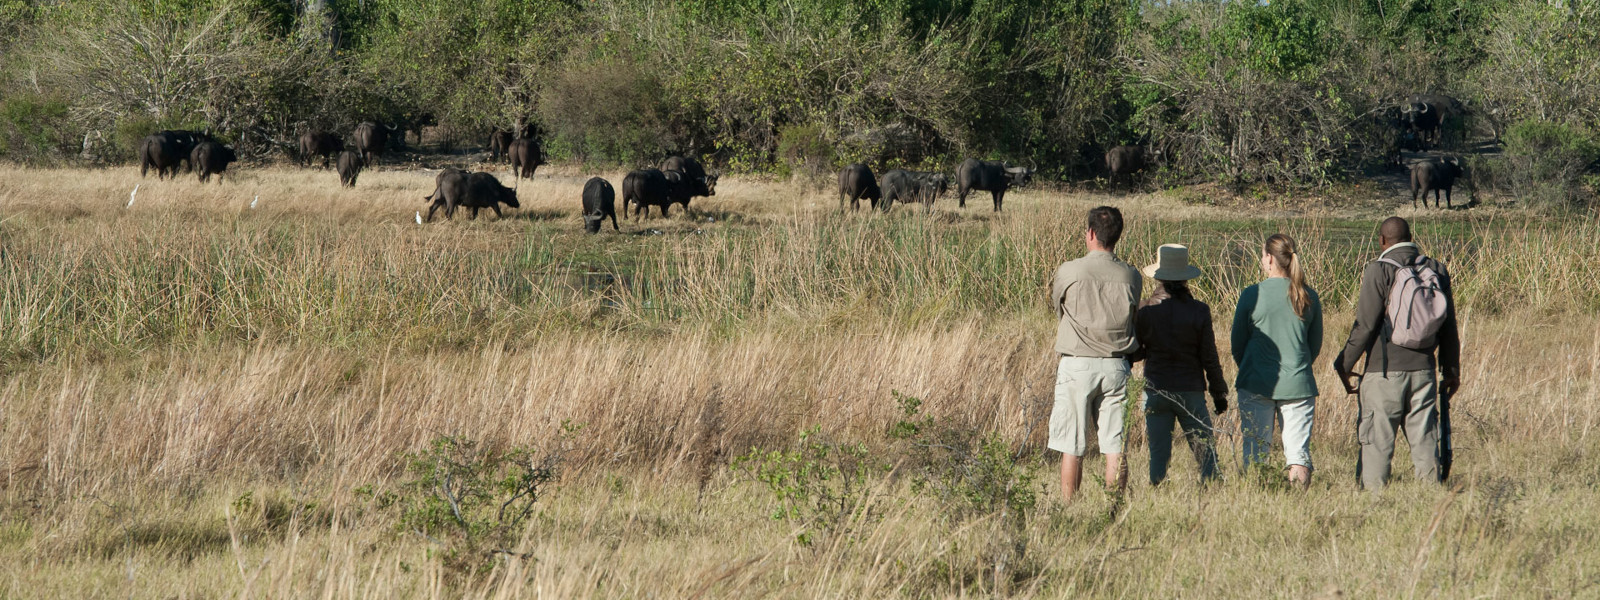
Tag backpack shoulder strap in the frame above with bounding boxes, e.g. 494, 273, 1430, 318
1376, 257, 1408, 270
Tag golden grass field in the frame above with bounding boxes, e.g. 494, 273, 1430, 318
1, 161, 1598, 598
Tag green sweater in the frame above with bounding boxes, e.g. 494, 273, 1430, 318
1230, 278, 1323, 399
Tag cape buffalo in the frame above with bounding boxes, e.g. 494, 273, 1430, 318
662, 156, 718, 199
1410, 157, 1464, 209
623, 168, 690, 219
190, 142, 236, 183
337, 150, 362, 187
299, 131, 344, 169
353, 122, 393, 165
1400, 95, 1464, 149
1105, 145, 1160, 189
139, 134, 183, 179
955, 158, 1032, 211
139, 130, 212, 178
839, 163, 883, 211
582, 177, 619, 233
881, 169, 948, 211
423, 169, 520, 221
508, 138, 544, 180
489, 130, 514, 163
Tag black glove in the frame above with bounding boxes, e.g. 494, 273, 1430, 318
1211, 392, 1228, 415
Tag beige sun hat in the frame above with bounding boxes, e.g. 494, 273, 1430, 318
1143, 244, 1202, 281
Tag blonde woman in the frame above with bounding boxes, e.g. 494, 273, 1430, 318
1230, 234, 1323, 488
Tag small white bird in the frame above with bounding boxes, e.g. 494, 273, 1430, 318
415, 211, 423, 225
250, 195, 259, 209
127, 184, 139, 208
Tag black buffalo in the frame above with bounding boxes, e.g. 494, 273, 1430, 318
489, 130, 514, 163
423, 169, 520, 221
1410, 157, 1464, 209
139, 130, 211, 178
582, 177, 619, 233
139, 134, 184, 179
353, 122, 393, 165
622, 168, 690, 219
337, 150, 362, 187
509, 138, 544, 180
955, 158, 1033, 211
299, 131, 344, 169
1400, 95, 1464, 149
1104, 145, 1160, 189
190, 142, 236, 183
881, 169, 948, 211
838, 163, 883, 211
662, 156, 718, 199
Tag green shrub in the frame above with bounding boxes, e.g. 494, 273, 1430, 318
1502, 120, 1599, 209
359, 435, 561, 576
776, 124, 834, 181
733, 425, 890, 547
0, 94, 73, 164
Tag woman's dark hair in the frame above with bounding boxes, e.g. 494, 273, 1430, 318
1161, 280, 1194, 302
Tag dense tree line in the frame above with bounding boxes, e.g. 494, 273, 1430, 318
0, 0, 1595, 199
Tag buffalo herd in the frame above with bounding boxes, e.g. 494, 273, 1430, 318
133, 92, 1474, 227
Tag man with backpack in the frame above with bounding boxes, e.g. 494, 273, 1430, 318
1335, 217, 1461, 491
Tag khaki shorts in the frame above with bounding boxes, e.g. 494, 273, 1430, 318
1049, 356, 1131, 457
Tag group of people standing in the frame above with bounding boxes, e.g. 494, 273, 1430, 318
1048, 207, 1461, 501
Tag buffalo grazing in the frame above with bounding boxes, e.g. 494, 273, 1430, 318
582, 177, 619, 233
838, 163, 883, 211
423, 169, 520, 221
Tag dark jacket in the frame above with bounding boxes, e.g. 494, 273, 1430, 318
1335, 243, 1461, 379
1134, 285, 1228, 398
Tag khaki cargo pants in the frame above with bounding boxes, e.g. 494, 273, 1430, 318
1357, 369, 1441, 491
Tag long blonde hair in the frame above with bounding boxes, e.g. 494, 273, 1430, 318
1265, 233, 1310, 319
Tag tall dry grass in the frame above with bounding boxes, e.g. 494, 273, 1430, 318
1, 165, 1598, 597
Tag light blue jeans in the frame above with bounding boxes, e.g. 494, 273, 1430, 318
1239, 389, 1315, 470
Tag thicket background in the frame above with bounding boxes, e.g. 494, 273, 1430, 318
0, 0, 1596, 196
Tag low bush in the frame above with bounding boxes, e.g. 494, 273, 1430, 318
359, 435, 562, 577
1501, 120, 1598, 209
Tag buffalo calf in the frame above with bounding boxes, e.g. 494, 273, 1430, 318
582, 177, 619, 233
191, 142, 236, 184
337, 150, 363, 187
881, 170, 948, 211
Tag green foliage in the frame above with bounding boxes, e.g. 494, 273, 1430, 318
777, 124, 835, 180
0, 94, 72, 163
733, 426, 890, 547
887, 391, 1036, 524
361, 434, 563, 575
1500, 120, 1599, 209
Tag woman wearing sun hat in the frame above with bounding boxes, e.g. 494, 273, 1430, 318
1135, 244, 1228, 485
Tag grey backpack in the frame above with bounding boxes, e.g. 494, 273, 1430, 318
1377, 255, 1449, 350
